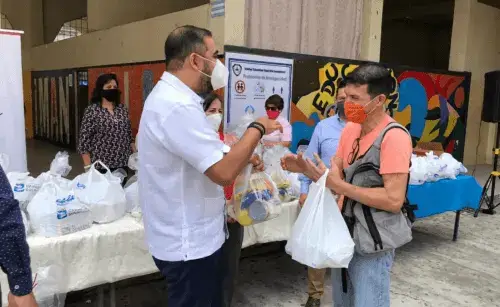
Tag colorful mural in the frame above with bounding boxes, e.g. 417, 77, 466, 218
291, 60, 470, 162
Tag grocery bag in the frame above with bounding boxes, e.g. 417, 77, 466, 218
231, 165, 282, 226
72, 161, 127, 223
7, 172, 42, 211
21, 210, 30, 236
33, 265, 67, 307
27, 177, 92, 237
286, 169, 354, 269
263, 145, 295, 202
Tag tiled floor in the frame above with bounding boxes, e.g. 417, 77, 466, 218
22, 140, 500, 306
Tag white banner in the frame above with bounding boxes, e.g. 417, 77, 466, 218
0, 30, 27, 172
224, 52, 293, 129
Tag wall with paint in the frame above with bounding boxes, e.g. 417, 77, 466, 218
29, 4, 224, 71
291, 60, 470, 162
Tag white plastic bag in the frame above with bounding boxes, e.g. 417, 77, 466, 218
27, 177, 92, 237
21, 211, 30, 236
49, 152, 72, 177
72, 161, 126, 223
263, 145, 295, 202
0, 153, 9, 170
7, 172, 42, 211
33, 265, 67, 307
286, 169, 354, 269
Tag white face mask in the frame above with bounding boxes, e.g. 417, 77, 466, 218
206, 113, 222, 132
196, 55, 229, 91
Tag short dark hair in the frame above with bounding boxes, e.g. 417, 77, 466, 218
265, 94, 284, 110
345, 64, 393, 98
202, 92, 220, 112
91, 73, 119, 105
337, 78, 347, 89
164, 25, 212, 71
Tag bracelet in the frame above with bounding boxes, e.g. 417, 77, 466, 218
84, 165, 91, 170
247, 122, 265, 138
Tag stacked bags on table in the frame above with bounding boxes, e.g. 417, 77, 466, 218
410, 152, 468, 185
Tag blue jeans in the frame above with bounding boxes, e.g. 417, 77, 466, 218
332, 250, 395, 307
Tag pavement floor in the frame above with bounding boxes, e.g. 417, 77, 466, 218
22, 140, 500, 306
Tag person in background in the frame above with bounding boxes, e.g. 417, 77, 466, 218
202, 93, 254, 307
138, 25, 279, 307
0, 165, 38, 307
298, 80, 347, 307
262, 94, 292, 148
78, 73, 136, 183
324, 79, 347, 118
282, 64, 412, 307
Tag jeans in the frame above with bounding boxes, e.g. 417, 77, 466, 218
153, 248, 223, 307
332, 250, 394, 307
221, 222, 244, 307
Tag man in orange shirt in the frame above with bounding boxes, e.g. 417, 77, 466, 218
283, 63, 413, 307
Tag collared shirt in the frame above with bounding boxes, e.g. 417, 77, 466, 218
299, 114, 346, 194
138, 72, 229, 262
77, 103, 133, 169
0, 165, 32, 296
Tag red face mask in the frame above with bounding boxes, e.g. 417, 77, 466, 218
344, 98, 377, 124
266, 110, 280, 120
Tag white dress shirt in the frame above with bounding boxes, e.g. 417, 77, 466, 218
138, 72, 229, 262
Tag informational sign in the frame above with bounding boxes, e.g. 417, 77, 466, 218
224, 52, 293, 129
0, 30, 27, 172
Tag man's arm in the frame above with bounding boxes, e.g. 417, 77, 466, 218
328, 173, 408, 213
0, 166, 33, 297
299, 124, 322, 196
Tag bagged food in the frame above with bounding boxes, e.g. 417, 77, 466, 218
72, 161, 127, 224
33, 265, 67, 307
48, 152, 72, 177
7, 172, 42, 211
263, 145, 294, 202
124, 153, 141, 218
229, 111, 256, 139
27, 177, 92, 237
231, 165, 282, 226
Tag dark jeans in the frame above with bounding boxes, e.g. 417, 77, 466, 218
221, 222, 244, 307
153, 248, 223, 307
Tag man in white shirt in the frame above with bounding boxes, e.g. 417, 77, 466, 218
138, 25, 279, 307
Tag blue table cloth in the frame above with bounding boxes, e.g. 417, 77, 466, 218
408, 175, 482, 219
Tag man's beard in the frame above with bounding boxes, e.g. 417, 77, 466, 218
198, 62, 213, 94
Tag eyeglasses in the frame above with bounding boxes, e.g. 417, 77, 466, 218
347, 137, 361, 165
265, 106, 279, 111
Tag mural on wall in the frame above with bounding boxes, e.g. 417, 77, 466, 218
291, 60, 470, 162
87, 62, 164, 137
32, 70, 79, 148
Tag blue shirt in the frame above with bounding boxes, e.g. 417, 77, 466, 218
0, 166, 32, 296
299, 115, 346, 194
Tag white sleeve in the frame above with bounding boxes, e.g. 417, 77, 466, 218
162, 104, 227, 174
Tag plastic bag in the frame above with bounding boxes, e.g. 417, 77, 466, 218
22, 211, 30, 236
231, 165, 282, 226
409, 155, 428, 185
286, 169, 354, 269
7, 172, 42, 211
0, 153, 9, 170
72, 161, 127, 224
128, 152, 139, 171
33, 265, 67, 307
27, 177, 92, 237
229, 111, 256, 139
49, 152, 72, 177
439, 153, 467, 179
263, 145, 294, 202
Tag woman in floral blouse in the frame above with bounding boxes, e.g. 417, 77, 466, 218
77, 73, 135, 179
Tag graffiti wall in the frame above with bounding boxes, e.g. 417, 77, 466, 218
291, 60, 470, 162
32, 70, 82, 148
87, 61, 164, 136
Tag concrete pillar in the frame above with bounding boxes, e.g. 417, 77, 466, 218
359, 0, 383, 61
449, 0, 500, 165
223, 0, 245, 46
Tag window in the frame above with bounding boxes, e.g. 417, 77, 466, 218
1, 14, 13, 30
54, 17, 89, 42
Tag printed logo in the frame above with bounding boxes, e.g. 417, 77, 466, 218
235, 80, 246, 94
232, 64, 242, 76
76, 182, 86, 189
56, 194, 75, 206
13, 184, 25, 192
244, 105, 255, 114
57, 209, 68, 220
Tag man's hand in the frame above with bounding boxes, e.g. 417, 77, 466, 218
8, 292, 38, 307
326, 156, 343, 190
249, 154, 264, 172
281, 153, 326, 182
299, 193, 307, 207
255, 117, 282, 135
